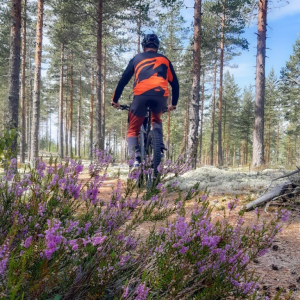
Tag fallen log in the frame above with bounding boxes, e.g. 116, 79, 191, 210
245, 182, 291, 211
245, 168, 300, 211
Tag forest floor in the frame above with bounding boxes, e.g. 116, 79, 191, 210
97, 164, 300, 299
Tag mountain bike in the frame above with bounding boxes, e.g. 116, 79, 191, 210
117, 104, 165, 189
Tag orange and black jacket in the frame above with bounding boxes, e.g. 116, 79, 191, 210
112, 51, 179, 106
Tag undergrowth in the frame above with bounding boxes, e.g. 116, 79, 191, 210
0, 150, 289, 299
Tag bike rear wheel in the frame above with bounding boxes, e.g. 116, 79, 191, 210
146, 129, 162, 188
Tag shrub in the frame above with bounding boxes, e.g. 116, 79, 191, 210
0, 151, 287, 299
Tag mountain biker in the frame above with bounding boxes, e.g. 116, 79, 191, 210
111, 33, 179, 167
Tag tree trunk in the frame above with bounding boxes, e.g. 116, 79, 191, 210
100, 45, 106, 149
27, 62, 33, 161
137, 0, 141, 54
65, 64, 69, 157
217, 1, 225, 166
252, 0, 267, 167
68, 52, 73, 158
167, 94, 171, 159
96, 0, 103, 148
180, 96, 189, 155
7, 0, 21, 159
276, 121, 279, 163
210, 61, 217, 165
89, 56, 94, 160
20, 0, 27, 163
223, 94, 227, 163
199, 71, 205, 165
30, 0, 44, 166
77, 74, 82, 157
187, 0, 202, 169
58, 43, 64, 158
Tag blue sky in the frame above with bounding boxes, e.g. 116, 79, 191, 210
182, 0, 300, 90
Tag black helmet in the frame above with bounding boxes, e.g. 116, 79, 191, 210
141, 34, 160, 49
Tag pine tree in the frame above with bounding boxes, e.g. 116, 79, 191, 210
210, 0, 250, 166
238, 85, 254, 165
7, 0, 21, 159
30, 0, 44, 166
252, 0, 267, 167
187, 0, 202, 169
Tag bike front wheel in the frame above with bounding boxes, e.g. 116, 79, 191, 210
146, 129, 162, 188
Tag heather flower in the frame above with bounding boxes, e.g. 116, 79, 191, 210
69, 240, 79, 251
227, 198, 239, 210
278, 209, 290, 222
0, 258, 8, 275
44, 219, 66, 260
91, 234, 107, 246
24, 236, 32, 248
201, 194, 207, 201
179, 246, 188, 254
135, 283, 149, 300
38, 203, 46, 216
171, 181, 178, 187
123, 286, 129, 298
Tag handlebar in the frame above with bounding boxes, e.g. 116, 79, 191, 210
111, 103, 130, 111
112, 103, 176, 113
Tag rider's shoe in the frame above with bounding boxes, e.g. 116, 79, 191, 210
130, 158, 141, 172
133, 160, 140, 168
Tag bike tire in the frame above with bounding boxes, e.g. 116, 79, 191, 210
146, 129, 162, 188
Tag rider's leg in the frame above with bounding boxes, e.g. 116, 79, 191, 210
127, 96, 148, 162
150, 97, 168, 151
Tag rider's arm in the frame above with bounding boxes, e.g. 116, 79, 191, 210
168, 62, 179, 107
111, 59, 134, 103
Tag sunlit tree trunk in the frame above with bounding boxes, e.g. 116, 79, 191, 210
77, 75, 82, 157
20, 0, 27, 163
252, 0, 267, 167
217, 1, 225, 166
68, 52, 73, 158
7, 0, 21, 159
65, 64, 69, 157
89, 56, 94, 160
96, 0, 103, 148
199, 71, 205, 165
210, 61, 217, 165
187, 0, 202, 169
30, 0, 44, 166
58, 43, 64, 158
100, 45, 106, 149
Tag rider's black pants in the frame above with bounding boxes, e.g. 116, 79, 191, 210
127, 95, 168, 160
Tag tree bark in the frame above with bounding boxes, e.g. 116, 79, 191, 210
65, 64, 69, 157
100, 45, 106, 149
187, 0, 202, 169
68, 52, 73, 158
217, 1, 225, 166
199, 71, 205, 165
137, 0, 141, 54
58, 43, 64, 158
210, 61, 217, 165
20, 0, 27, 163
7, 0, 21, 159
167, 94, 171, 159
252, 0, 267, 167
77, 74, 82, 157
89, 56, 94, 160
96, 0, 103, 148
30, 0, 44, 166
